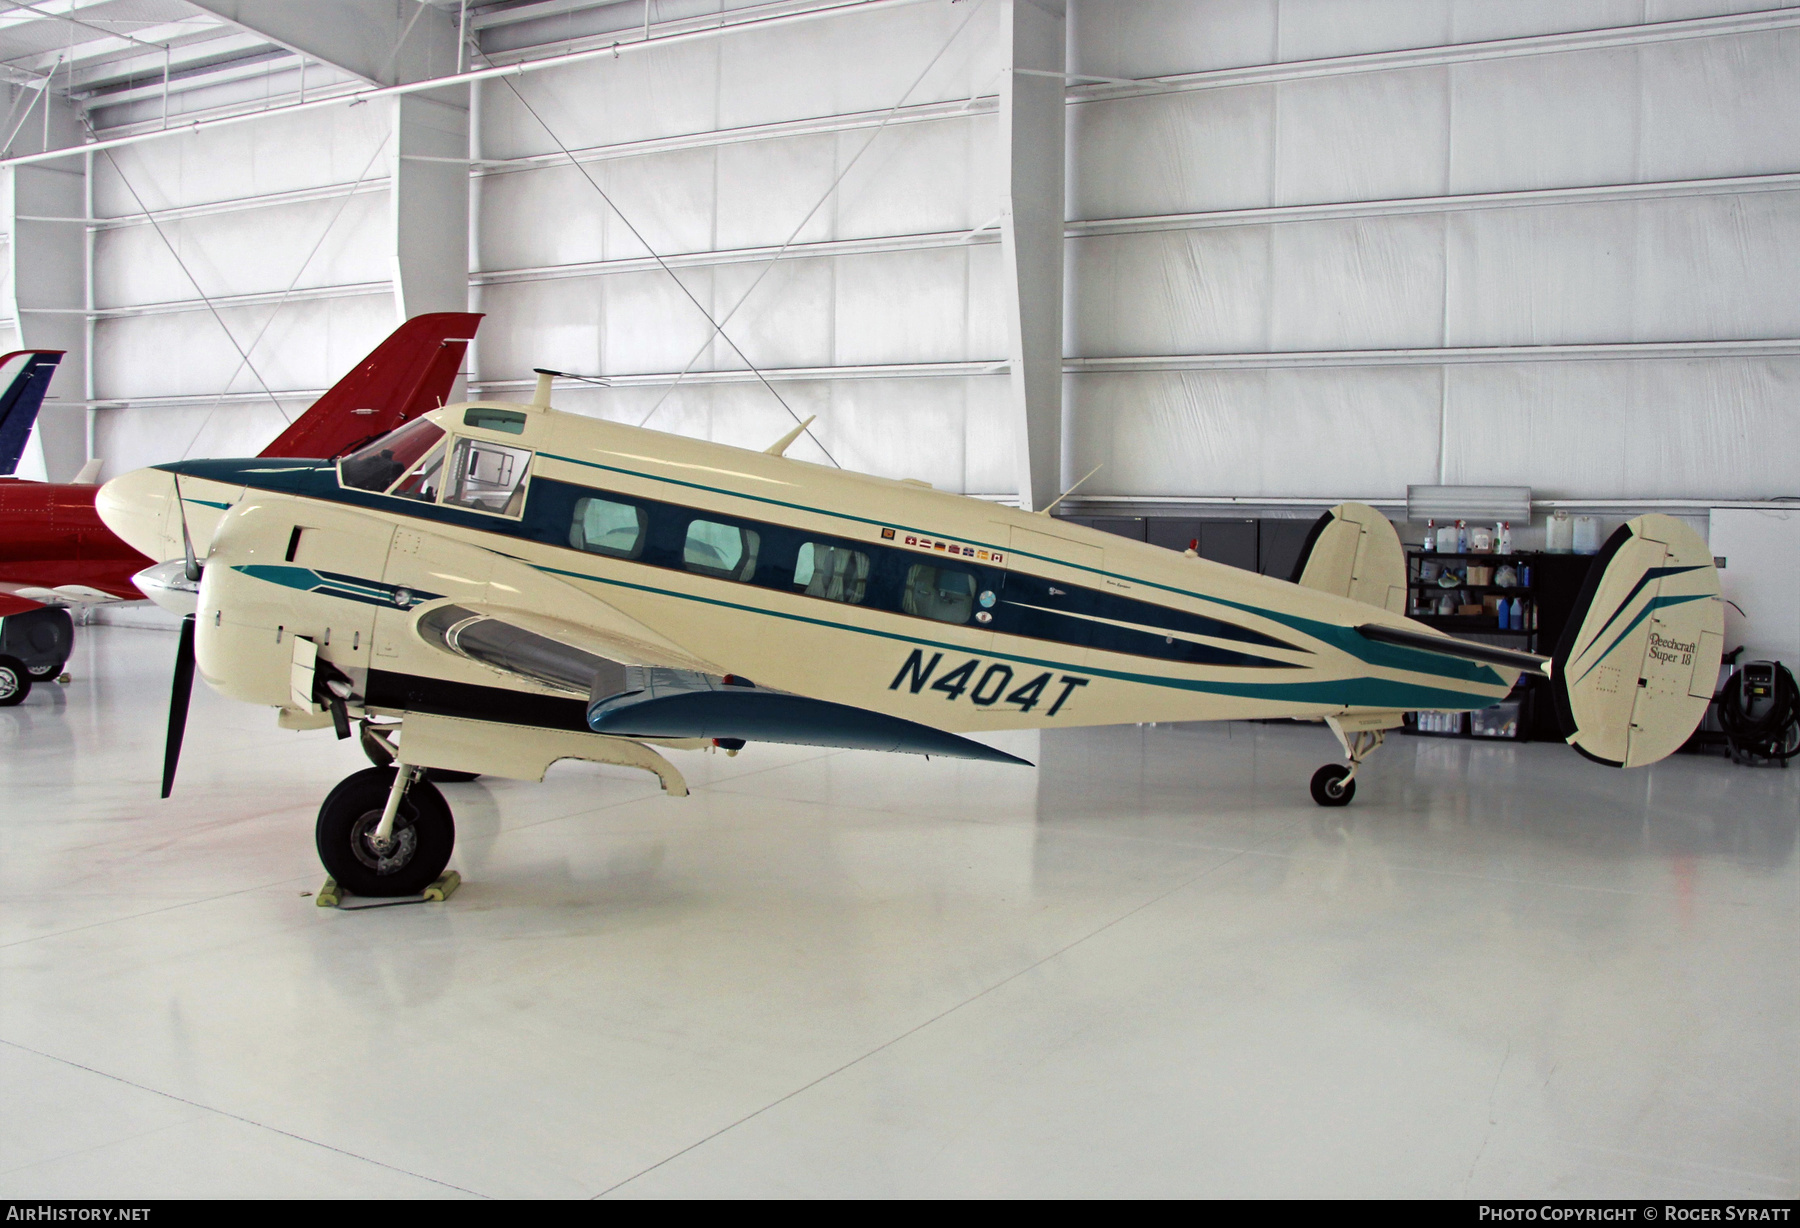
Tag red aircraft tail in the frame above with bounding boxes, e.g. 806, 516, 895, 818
258, 312, 483, 460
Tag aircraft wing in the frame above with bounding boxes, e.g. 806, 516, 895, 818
588, 672, 1034, 765
413, 601, 1030, 765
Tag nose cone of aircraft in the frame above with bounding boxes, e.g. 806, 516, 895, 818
96, 467, 180, 562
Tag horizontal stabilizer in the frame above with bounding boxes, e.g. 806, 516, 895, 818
589, 675, 1033, 766
1551, 514, 1723, 768
1357, 622, 1548, 676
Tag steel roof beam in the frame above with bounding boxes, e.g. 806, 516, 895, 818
183, 0, 461, 87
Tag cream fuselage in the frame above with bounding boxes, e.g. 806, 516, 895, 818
97, 401, 1513, 739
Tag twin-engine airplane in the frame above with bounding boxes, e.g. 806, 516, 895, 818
0, 314, 480, 705
96, 372, 1725, 899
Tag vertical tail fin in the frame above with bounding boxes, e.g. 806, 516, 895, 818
1552, 513, 1723, 768
1290, 502, 1408, 614
0, 350, 64, 476
257, 313, 482, 460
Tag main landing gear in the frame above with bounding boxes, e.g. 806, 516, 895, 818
316, 765, 456, 898
1310, 720, 1389, 807
359, 719, 481, 784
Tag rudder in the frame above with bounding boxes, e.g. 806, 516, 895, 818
1552, 513, 1722, 768
1290, 502, 1407, 614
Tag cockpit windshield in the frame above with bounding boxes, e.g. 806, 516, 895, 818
338, 418, 446, 493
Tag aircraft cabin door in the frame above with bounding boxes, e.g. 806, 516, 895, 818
1006, 523, 1105, 670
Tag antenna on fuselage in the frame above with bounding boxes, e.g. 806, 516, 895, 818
765, 415, 817, 457
1037, 464, 1103, 517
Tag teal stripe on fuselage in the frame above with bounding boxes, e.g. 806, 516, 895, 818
529, 563, 1500, 712
533, 452, 1502, 688
170, 456, 1505, 702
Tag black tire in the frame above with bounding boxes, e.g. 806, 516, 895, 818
1310, 763, 1355, 807
26, 661, 61, 681
0, 658, 30, 707
315, 767, 454, 898
359, 723, 479, 783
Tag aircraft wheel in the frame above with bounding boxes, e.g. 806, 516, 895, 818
359, 723, 479, 783
1310, 763, 1354, 807
26, 660, 61, 681
315, 767, 454, 898
0, 658, 31, 707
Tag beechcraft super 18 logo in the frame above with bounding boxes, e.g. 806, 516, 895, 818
881, 526, 1002, 565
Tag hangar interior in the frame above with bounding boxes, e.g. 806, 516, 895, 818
1, 0, 1796, 1199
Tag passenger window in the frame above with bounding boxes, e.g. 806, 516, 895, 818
684, 519, 760, 581
390, 440, 447, 502
444, 438, 532, 515
903, 563, 976, 624
794, 542, 869, 604
570, 496, 646, 558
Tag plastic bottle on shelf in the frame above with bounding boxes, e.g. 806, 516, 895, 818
1497, 520, 1512, 554
1423, 518, 1436, 552
1510, 596, 1523, 629
1497, 599, 1509, 630
1455, 519, 1468, 553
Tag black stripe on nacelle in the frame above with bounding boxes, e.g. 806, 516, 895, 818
1355, 622, 1550, 677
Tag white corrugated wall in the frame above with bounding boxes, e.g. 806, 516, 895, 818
81, 0, 1800, 506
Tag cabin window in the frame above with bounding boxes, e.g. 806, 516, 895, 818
463, 406, 527, 435
570, 496, 646, 558
794, 542, 869, 604
338, 418, 445, 493
684, 518, 759, 581
902, 563, 975, 624
444, 438, 532, 515
389, 440, 448, 502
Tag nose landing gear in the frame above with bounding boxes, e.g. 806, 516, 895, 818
315, 765, 454, 898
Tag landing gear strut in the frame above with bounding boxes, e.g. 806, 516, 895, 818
359, 719, 481, 784
1310, 719, 1389, 807
315, 765, 455, 897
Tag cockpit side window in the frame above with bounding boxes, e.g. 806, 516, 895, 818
444, 437, 533, 516
338, 418, 446, 493
390, 439, 448, 502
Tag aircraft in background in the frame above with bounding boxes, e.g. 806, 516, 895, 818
0, 314, 481, 706
98, 372, 1725, 899
0, 349, 67, 479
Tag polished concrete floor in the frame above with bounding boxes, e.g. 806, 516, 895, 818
1, 626, 1795, 1198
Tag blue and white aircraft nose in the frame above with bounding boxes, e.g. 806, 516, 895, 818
96, 466, 181, 563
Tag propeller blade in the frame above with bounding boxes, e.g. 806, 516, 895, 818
161, 614, 196, 799
173, 473, 201, 583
